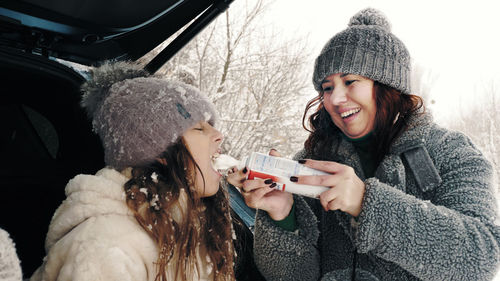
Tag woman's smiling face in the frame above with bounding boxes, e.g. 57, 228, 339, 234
182, 121, 223, 197
320, 73, 376, 139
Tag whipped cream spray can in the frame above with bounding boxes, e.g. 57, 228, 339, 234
215, 152, 330, 199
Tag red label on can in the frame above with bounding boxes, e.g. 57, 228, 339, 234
247, 170, 279, 183
247, 170, 286, 191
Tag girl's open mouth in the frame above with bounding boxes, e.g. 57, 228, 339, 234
210, 152, 222, 176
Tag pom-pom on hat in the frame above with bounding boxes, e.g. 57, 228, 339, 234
81, 61, 218, 170
313, 8, 412, 94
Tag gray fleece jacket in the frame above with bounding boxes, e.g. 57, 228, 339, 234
254, 112, 500, 281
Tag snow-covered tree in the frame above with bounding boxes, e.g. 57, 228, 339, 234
441, 78, 500, 192
141, 0, 312, 159
410, 62, 439, 107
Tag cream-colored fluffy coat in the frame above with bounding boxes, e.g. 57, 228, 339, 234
30, 168, 212, 281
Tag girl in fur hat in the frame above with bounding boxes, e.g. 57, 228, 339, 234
30, 61, 236, 281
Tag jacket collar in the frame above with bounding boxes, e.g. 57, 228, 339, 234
389, 111, 433, 155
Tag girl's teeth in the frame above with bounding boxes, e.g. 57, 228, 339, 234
211, 153, 221, 170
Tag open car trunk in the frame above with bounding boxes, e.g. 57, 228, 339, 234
0, 47, 104, 276
0, 0, 237, 276
0, 0, 233, 68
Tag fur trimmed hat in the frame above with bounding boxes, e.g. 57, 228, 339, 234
313, 8, 412, 94
81, 61, 218, 170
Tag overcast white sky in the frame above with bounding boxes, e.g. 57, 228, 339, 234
264, 0, 500, 122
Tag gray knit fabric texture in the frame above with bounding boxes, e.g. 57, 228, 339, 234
253, 111, 500, 280
313, 8, 412, 94
81, 61, 218, 170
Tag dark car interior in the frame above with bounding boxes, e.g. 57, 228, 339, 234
0, 0, 263, 279
0, 49, 104, 276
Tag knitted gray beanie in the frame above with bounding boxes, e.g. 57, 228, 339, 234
81, 61, 218, 170
313, 8, 411, 94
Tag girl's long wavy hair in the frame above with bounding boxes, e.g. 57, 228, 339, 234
303, 81, 424, 165
123, 139, 235, 281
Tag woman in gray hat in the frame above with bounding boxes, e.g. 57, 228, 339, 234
30, 62, 236, 281
231, 7, 500, 281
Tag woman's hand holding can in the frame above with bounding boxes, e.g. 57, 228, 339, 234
292, 159, 365, 217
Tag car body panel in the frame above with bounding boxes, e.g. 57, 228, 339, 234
0, 0, 233, 67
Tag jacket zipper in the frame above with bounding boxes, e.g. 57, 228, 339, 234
351, 248, 357, 281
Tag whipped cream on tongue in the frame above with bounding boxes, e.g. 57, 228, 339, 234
212, 154, 248, 177
213, 154, 243, 171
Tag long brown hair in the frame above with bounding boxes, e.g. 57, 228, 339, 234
124, 139, 235, 281
303, 81, 424, 165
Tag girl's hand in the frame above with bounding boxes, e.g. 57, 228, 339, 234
232, 149, 294, 220
293, 159, 365, 217
226, 166, 248, 188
